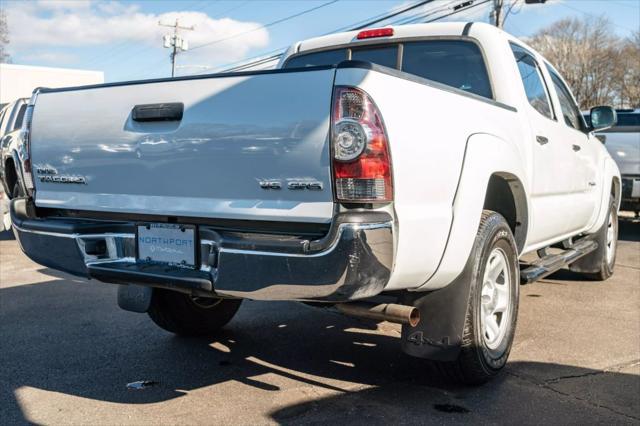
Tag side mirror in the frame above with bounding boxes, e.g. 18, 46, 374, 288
589, 106, 617, 131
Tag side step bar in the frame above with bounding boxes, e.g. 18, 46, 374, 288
520, 238, 598, 284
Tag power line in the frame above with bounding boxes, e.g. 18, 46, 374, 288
216, 0, 437, 72
192, 1, 437, 75
122, 1, 252, 80
135, 1, 339, 79
558, 2, 638, 33
408, 0, 493, 24
189, 0, 340, 52
198, 46, 289, 74
327, 9, 405, 34
216, 0, 489, 73
390, 0, 458, 25
223, 53, 284, 72
82, 0, 211, 68
351, 0, 436, 30
141, 0, 490, 79
84, 0, 250, 75
144, 0, 436, 78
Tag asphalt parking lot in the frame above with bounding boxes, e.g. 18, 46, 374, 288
0, 222, 638, 425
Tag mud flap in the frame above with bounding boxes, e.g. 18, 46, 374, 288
400, 254, 474, 361
117, 284, 153, 313
568, 234, 603, 274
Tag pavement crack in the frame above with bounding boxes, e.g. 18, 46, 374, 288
543, 371, 605, 384
544, 360, 640, 384
507, 369, 640, 422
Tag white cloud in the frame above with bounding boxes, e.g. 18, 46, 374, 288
36, 0, 93, 11
21, 51, 78, 63
6, 1, 269, 64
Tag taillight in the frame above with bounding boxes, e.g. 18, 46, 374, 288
332, 86, 392, 202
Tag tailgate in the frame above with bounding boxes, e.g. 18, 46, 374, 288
30, 68, 336, 223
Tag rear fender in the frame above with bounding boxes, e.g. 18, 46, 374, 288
399, 133, 526, 361
417, 133, 528, 291
2, 149, 23, 197
585, 157, 620, 234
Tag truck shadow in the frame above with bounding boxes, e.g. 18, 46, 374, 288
0, 229, 14, 240
1, 276, 638, 423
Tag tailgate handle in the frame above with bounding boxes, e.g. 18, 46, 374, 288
132, 103, 183, 122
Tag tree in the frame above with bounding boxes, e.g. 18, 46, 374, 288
0, 8, 9, 63
528, 16, 637, 109
615, 31, 640, 108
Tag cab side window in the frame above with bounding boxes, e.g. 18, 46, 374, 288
545, 65, 586, 132
1, 103, 17, 136
13, 104, 27, 131
510, 44, 553, 119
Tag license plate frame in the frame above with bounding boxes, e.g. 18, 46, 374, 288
136, 223, 198, 268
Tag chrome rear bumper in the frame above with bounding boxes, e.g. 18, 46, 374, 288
11, 199, 394, 301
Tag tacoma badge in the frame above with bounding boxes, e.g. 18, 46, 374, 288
35, 164, 87, 184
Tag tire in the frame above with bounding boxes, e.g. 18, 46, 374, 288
3, 182, 25, 231
437, 210, 520, 385
147, 289, 242, 336
12, 181, 24, 198
571, 196, 618, 281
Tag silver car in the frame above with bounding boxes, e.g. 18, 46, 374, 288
585, 109, 640, 217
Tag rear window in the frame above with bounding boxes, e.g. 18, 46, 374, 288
284, 40, 492, 99
401, 41, 492, 99
351, 45, 398, 68
283, 49, 347, 68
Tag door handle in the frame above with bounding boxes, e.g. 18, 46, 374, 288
536, 135, 549, 145
132, 102, 183, 122
572, 144, 581, 152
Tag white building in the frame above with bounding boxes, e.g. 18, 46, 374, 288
0, 64, 104, 107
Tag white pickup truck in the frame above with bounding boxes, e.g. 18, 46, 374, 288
7, 22, 620, 384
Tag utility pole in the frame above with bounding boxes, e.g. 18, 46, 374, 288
159, 19, 194, 77
491, 0, 504, 28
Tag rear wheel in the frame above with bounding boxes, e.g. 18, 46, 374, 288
2, 182, 25, 231
437, 210, 520, 385
147, 289, 242, 336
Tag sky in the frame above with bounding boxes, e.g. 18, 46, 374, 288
2, 0, 639, 82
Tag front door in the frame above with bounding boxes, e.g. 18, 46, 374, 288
543, 64, 599, 232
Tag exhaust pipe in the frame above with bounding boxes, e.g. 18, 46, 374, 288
336, 302, 420, 327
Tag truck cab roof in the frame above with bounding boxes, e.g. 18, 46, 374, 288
283, 22, 565, 109
288, 22, 502, 53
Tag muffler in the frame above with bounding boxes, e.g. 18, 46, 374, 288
336, 302, 420, 327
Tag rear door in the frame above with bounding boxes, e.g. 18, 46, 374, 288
510, 44, 577, 244
30, 68, 336, 224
